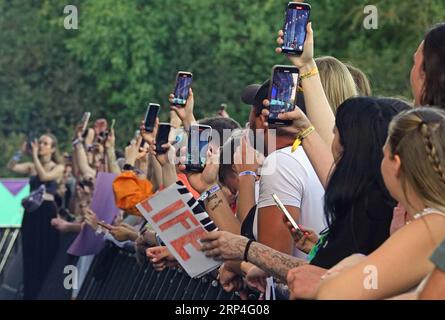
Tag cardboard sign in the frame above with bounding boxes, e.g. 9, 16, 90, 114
136, 182, 221, 278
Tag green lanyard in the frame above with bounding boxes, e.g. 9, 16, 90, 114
307, 230, 329, 262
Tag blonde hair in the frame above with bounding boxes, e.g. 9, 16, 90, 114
345, 63, 372, 96
315, 56, 358, 113
388, 107, 445, 213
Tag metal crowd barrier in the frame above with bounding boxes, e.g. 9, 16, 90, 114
77, 243, 238, 300
0, 228, 20, 277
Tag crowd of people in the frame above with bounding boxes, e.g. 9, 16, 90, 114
6, 21, 445, 300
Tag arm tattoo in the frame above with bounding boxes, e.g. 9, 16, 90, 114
247, 241, 307, 282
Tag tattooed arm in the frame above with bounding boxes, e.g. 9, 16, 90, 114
204, 189, 241, 235
201, 231, 307, 282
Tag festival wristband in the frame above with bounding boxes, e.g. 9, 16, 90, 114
238, 170, 257, 178
199, 184, 221, 202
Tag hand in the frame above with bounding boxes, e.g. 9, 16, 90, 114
135, 234, 150, 256
321, 254, 367, 280
73, 122, 85, 141
83, 208, 98, 230
31, 139, 39, 158
104, 128, 116, 149
245, 265, 268, 293
261, 106, 312, 138
275, 22, 316, 73
109, 225, 132, 242
200, 231, 248, 261
169, 88, 195, 129
125, 135, 145, 166
218, 263, 244, 292
282, 216, 318, 254
233, 135, 259, 175
140, 118, 159, 146
287, 264, 327, 300
146, 246, 178, 272
150, 143, 176, 167
178, 146, 220, 194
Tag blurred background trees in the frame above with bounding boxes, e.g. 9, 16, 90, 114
1, 0, 444, 176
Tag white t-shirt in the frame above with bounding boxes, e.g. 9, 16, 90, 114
255, 146, 326, 259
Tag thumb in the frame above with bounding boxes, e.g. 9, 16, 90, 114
306, 22, 313, 43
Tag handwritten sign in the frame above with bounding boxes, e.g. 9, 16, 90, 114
136, 182, 221, 278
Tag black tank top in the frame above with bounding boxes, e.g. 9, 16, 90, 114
29, 175, 58, 195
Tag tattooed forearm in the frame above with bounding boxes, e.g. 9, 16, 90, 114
247, 241, 307, 282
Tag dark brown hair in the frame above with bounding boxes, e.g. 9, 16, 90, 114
422, 23, 445, 109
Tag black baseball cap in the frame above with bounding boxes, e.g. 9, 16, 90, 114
241, 80, 270, 108
241, 80, 307, 114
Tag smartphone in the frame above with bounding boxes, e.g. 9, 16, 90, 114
80, 112, 91, 138
281, 2, 311, 56
144, 103, 160, 132
173, 71, 193, 106
267, 65, 299, 125
185, 124, 212, 173
272, 193, 305, 238
155, 123, 171, 154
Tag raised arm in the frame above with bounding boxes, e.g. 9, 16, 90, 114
169, 88, 196, 132
104, 129, 121, 174
233, 136, 258, 223
262, 108, 334, 188
73, 142, 96, 179
276, 22, 335, 146
179, 148, 241, 234
7, 142, 34, 175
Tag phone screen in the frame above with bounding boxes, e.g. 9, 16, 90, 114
268, 66, 299, 124
155, 123, 171, 154
144, 103, 160, 132
282, 3, 311, 55
186, 125, 212, 171
173, 72, 193, 105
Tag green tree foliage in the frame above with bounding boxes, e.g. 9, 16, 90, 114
1, 0, 445, 177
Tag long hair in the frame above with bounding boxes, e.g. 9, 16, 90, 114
315, 56, 358, 113
345, 63, 372, 96
388, 107, 445, 214
422, 23, 445, 109
324, 97, 410, 235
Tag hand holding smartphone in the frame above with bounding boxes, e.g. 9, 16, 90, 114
267, 65, 300, 125
155, 123, 172, 154
281, 2, 311, 56
173, 71, 193, 106
272, 193, 305, 239
184, 124, 212, 172
80, 112, 91, 138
